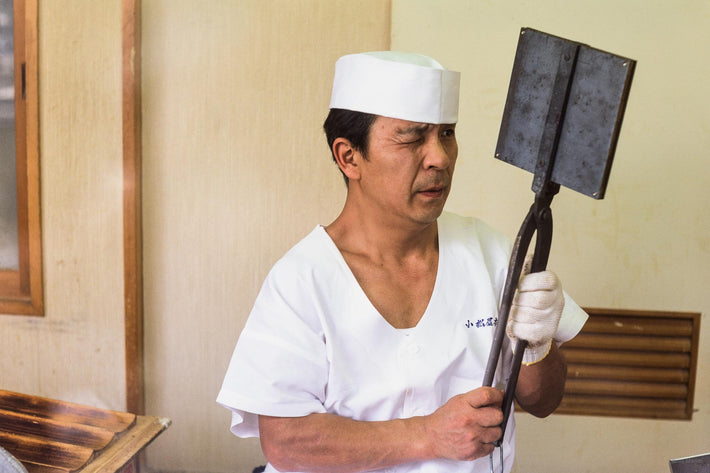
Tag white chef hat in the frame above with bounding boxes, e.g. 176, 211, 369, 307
329, 51, 460, 124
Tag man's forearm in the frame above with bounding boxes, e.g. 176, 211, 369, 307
515, 342, 567, 417
259, 413, 430, 473
258, 387, 504, 472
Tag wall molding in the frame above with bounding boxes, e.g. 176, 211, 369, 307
122, 0, 143, 415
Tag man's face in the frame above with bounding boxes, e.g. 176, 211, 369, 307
355, 116, 458, 227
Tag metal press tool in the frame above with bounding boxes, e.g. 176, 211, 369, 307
481, 28, 636, 458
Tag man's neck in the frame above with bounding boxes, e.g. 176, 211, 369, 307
324, 204, 441, 329
325, 205, 440, 263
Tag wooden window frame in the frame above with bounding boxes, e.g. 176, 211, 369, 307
0, 0, 42, 316
0, 0, 144, 411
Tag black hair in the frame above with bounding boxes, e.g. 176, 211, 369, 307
323, 108, 377, 184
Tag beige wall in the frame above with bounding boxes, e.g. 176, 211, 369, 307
392, 1, 709, 472
141, 1, 390, 471
0, 1, 126, 410
1, 1, 706, 473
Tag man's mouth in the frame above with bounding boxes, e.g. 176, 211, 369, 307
417, 185, 446, 198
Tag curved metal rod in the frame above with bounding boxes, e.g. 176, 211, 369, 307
497, 206, 553, 444
482, 206, 537, 388
481, 184, 557, 446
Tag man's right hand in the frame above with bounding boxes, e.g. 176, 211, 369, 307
422, 386, 504, 461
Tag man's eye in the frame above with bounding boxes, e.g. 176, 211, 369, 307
442, 128, 456, 138
403, 136, 425, 145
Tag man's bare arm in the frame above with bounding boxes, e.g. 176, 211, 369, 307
259, 387, 504, 473
515, 342, 567, 417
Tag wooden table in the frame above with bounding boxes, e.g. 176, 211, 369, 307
0, 390, 170, 473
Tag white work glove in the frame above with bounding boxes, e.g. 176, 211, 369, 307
506, 258, 565, 365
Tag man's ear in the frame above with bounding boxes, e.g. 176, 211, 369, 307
332, 137, 362, 181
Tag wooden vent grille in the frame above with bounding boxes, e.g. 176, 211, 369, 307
557, 308, 701, 420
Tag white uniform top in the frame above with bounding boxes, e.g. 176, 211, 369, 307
217, 212, 588, 473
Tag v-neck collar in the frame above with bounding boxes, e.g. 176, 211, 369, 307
317, 225, 445, 334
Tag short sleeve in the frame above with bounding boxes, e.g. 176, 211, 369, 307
556, 292, 588, 344
216, 258, 329, 438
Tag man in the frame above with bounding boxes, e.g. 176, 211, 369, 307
217, 51, 587, 473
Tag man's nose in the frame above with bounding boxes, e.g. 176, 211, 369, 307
423, 137, 454, 169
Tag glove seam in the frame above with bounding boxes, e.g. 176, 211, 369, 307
522, 340, 552, 366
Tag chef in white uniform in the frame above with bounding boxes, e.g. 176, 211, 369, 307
217, 51, 588, 473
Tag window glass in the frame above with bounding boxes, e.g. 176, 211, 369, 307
0, 0, 18, 271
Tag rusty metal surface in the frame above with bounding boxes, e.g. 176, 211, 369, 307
495, 28, 636, 199
669, 453, 710, 473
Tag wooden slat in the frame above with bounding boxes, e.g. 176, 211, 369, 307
584, 308, 697, 320
23, 465, 70, 473
0, 431, 92, 471
564, 333, 692, 352
565, 379, 687, 399
558, 395, 688, 420
567, 364, 689, 383
562, 348, 690, 368
0, 390, 135, 433
560, 394, 687, 412
582, 316, 693, 336
0, 409, 115, 450
22, 465, 70, 473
